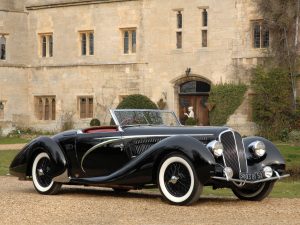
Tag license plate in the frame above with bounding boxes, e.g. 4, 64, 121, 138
239, 171, 263, 181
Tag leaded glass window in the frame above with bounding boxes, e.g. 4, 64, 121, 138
42, 36, 47, 57
180, 81, 211, 94
202, 9, 208, 27
0, 36, 6, 60
202, 30, 207, 47
79, 96, 93, 118
177, 11, 182, 29
80, 31, 94, 56
124, 31, 129, 54
177, 32, 182, 49
252, 21, 269, 48
89, 32, 94, 55
40, 34, 53, 58
35, 96, 56, 120
122, 29, 137, 54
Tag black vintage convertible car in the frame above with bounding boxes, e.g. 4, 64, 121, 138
10, 109, 289, 205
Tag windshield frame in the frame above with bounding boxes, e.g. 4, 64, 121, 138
109, 109, 182, 127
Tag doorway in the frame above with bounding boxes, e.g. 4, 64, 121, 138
178, 80, 210, 126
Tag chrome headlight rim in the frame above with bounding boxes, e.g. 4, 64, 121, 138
249, 141, 266, 158
263, 166, 273, 178
207, 140, 224, 157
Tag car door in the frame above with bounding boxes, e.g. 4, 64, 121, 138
75, 130, 129, 178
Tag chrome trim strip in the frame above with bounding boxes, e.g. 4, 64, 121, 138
53, 170, 70, 183
110, 109, 121, 126
94, 134, 214, 141
218, 129, 232, 168
212, 174, 290, 184
241, 136, 249, 173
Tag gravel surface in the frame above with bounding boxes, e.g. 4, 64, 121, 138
0, 176, 299, 225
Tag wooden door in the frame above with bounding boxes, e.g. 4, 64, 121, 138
179, 95, 209, 126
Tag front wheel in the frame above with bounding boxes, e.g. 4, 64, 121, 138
32, 152, 62, 195
231, 181, 275, 201
157, 154, 202, 205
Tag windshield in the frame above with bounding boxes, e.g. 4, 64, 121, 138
110, 109, 181, 127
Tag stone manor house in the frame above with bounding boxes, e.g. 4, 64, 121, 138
0, 0, 298, 135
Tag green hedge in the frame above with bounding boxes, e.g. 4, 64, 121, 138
208, 83, 247, 126
251, 67, 294, 140
116, 94, 158, 109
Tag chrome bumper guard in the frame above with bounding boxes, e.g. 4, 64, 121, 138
212, 173, 290, 184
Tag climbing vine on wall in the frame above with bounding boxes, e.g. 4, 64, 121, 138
208, 83, 247, 126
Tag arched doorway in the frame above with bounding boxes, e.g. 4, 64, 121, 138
177, 79, 211, 125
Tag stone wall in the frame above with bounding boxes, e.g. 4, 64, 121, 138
0, 0, 275, 135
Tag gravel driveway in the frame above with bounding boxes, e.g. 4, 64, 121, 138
1, 176, 299, 225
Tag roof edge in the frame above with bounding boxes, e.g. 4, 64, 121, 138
26, 0, 139, 10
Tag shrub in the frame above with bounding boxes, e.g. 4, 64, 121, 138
90, 118, 101, 127
61, 112, 74, 131
208, 83, 247, 126
116, 94, 158, 109
288, 130, 300, 143
185, 118, 197, 126
251, 67, 293, 140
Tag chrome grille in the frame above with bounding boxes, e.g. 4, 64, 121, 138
220, 131, 247, 178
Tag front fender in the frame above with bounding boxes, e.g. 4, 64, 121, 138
9, 136, 67, 179
150, 135, 216, 184
243, 136, 286, 171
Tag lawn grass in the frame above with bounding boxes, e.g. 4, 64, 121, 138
0, 150, 19, 175
276, 144, 300, 170
202, 181, 300, 198
0, 137, 29, 144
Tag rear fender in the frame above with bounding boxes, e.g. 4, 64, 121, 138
10, 136, 67, 178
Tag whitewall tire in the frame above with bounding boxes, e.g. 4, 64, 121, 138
32, 152, 62, 195
231, 181, 275, 201
157, 154, 202, 205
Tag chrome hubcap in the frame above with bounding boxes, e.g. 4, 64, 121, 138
169, 175, 179, 184
37, 168, 44, 176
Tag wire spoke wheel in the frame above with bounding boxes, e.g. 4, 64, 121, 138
157, 154, 202, 205
231, 181, 275, 201
164, 162, 191, 197
32, 152, 62, 195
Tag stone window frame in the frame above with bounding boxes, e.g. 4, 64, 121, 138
79, 30, 94, 56
198, 6, 209, 48
173, 9, 184, 49
120, 28, 137, 55
0, 34, 8, 60
77, 96, 94, 119
34, 96, 56, 121
38, 33, 53, 58
251, 20, 269, 49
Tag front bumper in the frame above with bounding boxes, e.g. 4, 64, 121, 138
212, 172, 290, 184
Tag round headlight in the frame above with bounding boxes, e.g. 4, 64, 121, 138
263, 166, 273, 178
249, 141, 266, 157
207, 140, 223, 157
224, 167, 233, 179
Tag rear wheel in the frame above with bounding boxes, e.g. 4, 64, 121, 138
231, 181, 275, 201
32, 152, 62, 195
157, 154, 202, 205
